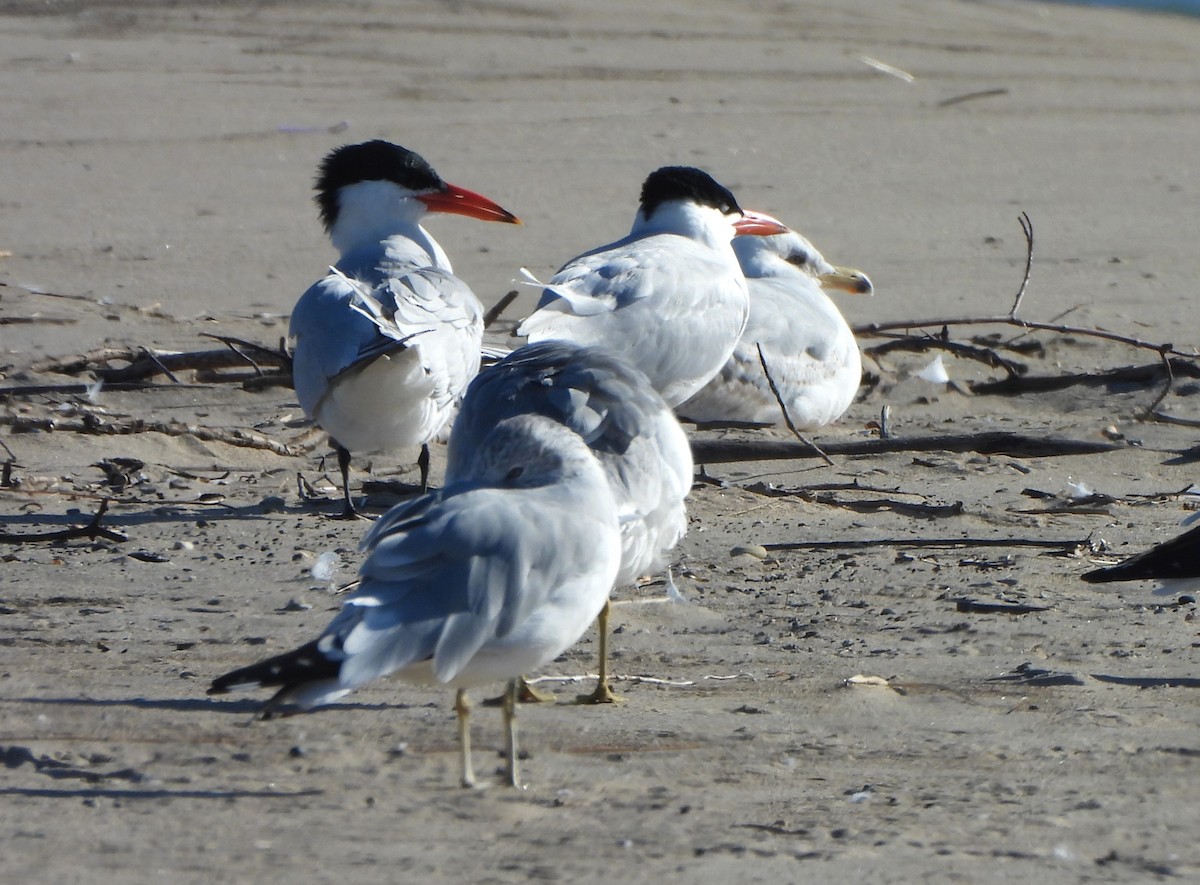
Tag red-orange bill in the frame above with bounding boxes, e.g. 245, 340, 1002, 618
418, 183, 521, 224
733, 210, 789, 237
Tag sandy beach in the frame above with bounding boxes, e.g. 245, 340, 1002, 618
2, 0, 1199, 881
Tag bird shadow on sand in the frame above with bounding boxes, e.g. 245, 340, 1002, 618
0, 785, 324, 801
3, 695, 417, 715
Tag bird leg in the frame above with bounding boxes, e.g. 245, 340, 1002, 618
502, 678, 521, 787
417, 443, 431, 493
576, 600, 622, 704
455, 688, 475, 788
333, 442, 361, 519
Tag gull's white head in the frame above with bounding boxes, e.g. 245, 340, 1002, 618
734, 215, 873, 295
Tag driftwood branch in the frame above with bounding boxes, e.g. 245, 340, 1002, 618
0, 316, 78, 326
0, 381, 210, 398
0, 499, 127, 544
968, 358, 1200, 396
690, 431, 1119, 466
864, 333, 1026, 376
0, 414, 296, 456
762, 536, 1086, 553
199, 333, 293, 378
27, 344, 292, 385
743, 482, 965, 519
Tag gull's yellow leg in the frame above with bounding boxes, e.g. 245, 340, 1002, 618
455, 688, 475, 788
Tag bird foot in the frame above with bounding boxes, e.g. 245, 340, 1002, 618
482, 677, 555, 706
328, 502, 369, 521
575, 682, 623, 705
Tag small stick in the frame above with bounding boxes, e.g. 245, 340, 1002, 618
1141, 346, 1177, 418
483, 290, 519, 329
864, 334, 1025, 376
200, 333, 291, 367
756, 344, 835, 467
855, 315, 1196, 360
1151, 411, 1200, 429
1009, 212, 1034, 318
140, 348, 181, 384
853, 214, 1196, 362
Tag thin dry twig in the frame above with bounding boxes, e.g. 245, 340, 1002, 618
864, 332, 1026, 376
1142, 346, 1177, 417
937, 87, 1009, 108
756, 343, 835, 467
1152, 411, 1200, 429
140, 348, 181, 384
853, 213, 1198, 362
200, 333, 291, 370
856, 309, 1197, 361
1009, 212, 1034, 317
483, 290, 519, 329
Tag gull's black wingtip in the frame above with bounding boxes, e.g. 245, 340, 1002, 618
207, 639, 338, 697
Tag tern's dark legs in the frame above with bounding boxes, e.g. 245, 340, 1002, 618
417, 443, 431, 493
333, 443, 360, 519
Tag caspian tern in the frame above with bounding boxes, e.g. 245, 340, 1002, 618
516, 166, 787, 407
209, 412, 622, 788
678, 221, 873, 428
448, 340, 693, 703
289, 140, 519, 517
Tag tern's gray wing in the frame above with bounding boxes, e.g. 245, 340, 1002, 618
348, 268, 484, 408
289, 271, 388, 416
515, 236, 749, 405
290, 263, 483, 418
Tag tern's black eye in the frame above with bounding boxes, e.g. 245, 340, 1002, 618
786, 250, 810, 268
504, 466, 525, 482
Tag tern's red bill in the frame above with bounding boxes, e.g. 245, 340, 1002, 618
418, 184, 521, 224
733, 210, 789, 237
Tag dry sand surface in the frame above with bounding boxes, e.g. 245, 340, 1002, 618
2, 0, 1199, 881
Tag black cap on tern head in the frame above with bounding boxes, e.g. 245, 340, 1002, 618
639, 166, 742, 220
315, 141, 446, 231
